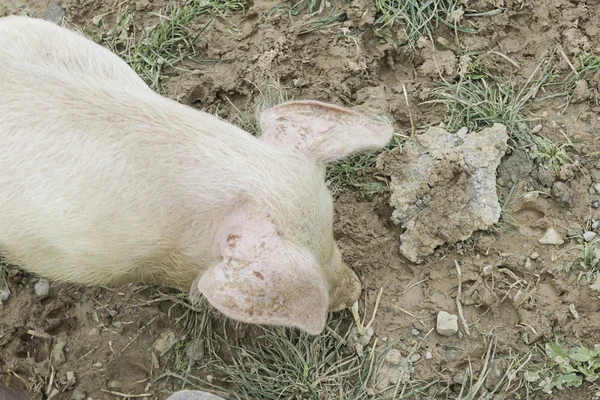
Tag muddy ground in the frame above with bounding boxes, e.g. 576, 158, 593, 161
2, 0, 600, 399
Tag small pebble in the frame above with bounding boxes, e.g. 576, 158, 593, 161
425, 351, 432, 360
66, 371, 76, 387
436, 311, 459, 336
93, 362, 103, 368
206, 375, 214, 384
593, 199, 600, 209
531, 124, 543, 134
411, 328, 420, 336
524, 257, 532, 270
0, 290, 9, 303
595, 183, 600, 194
584, 231, 597, 242
593, 221, 600, 230
530, 252, 540, 260
34, 279, 50, 300
410, 353, 421, 363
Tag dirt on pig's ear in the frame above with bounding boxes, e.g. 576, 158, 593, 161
258, 100, 394, 164
197, 203, 329, 335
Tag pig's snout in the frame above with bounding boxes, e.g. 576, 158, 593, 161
328, 266, 362, 312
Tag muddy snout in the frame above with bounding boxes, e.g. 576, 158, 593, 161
328, 267, 362, 312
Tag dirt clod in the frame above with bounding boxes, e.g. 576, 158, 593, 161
378, 124, 508, 262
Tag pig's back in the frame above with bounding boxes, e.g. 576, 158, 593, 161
0, 16, 268, 288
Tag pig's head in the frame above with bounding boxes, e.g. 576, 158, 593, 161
197, 100, 394, 335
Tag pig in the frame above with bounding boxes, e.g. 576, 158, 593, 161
0, 16, 394, 334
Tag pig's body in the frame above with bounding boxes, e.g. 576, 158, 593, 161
0, 16, 393, 334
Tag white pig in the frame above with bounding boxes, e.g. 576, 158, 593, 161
0, 16, 393, 334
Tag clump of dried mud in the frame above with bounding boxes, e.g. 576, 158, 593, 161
377, 124, 508, 263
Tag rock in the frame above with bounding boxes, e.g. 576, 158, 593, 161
93, 362, 103, 368
593, 200, 600, 209
584, 231, 597, 242
153, 330, 177, 355
595, 183, 600, 194
436, 311, 459, 336
524, 257, 533, 270
539, 227, 564, 245
425, 351, 432, 359
51, 332, 67, 365
66, 371, 76, 387
531, 124, 543, 134
41, 0, 66, 25
552, 182, 574, 206
530, 252, 540, 260
593, 221, 600, 230
377, 124, 509, 262
72, 390, 86, 400
410, 353, 421, 362
411, 328, 420, 336
34, 279, 50, 300
482, 265, 494, 277
0, 290, 9, 303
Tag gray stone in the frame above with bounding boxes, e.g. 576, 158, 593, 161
41, 0, 66, 25
0, 290, 9, 303
531, 124, 543, 134
436, 311, 458, 336
34, 279, 50, 300
66, 371, 76, 387
584, 231, 597, 242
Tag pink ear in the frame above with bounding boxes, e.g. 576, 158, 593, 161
259, 100, 394, 163
197, 204, 329, 335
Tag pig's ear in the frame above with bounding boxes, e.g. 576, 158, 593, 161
259, 100, 394, 163
197, 204, 329, 335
